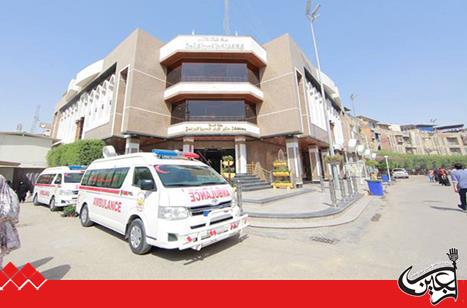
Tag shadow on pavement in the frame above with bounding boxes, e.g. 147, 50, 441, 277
41, 265, 71, 280
18, 256, 53, 270
152, 234, 248, 265
430, 205, 465, 212
18, 256, 71, 280
93, 223, 247, 265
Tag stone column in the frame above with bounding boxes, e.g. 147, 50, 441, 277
125, 136, 140, 154
308, 145, 322, 181
286, 136, 303, 187
235, 137, 247, 175
182, 137, 194, 153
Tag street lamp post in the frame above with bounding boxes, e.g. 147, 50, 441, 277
305, 0, 340, 189
384, 155, 391, 183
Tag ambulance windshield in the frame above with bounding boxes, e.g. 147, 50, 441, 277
155, 165, 227, 187
64, 172, 84, 183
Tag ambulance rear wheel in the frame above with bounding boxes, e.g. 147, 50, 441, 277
33, 194, 39, 206
49, 197, 57, 211
128, 219, 151, 255
80, 204, 93, 227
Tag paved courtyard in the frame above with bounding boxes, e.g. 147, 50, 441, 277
4, 176, 467, 279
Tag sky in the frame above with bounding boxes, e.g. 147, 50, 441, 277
0, 0, 466, 132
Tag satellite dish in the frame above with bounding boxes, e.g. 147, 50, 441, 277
102, 145, 117, 158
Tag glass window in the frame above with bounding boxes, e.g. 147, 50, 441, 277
110, 168, 130, 188
54, 174, 62, 184
166, 62, 260, 86
81, 171, 91, 186
64, 173, 84, 183
133, 167, 155, 188
171, 100, 257, 124
154, 165, 226, 187
87, 170, 99, 187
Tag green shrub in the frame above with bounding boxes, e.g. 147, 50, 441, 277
47, 139, 105, 167
61, 205, 77, 217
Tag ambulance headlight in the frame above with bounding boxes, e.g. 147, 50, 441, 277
158, 206, 190, 220
60, 190, 74, 196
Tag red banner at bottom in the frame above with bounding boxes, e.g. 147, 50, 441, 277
0, 280, 465, 307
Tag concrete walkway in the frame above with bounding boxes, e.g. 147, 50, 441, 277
242, 183, 370, 228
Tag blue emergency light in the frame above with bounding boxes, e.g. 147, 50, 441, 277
68, 165, 86, 170
152, 149, 179, 157
151, 149, 200, 160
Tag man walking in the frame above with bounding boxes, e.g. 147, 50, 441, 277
451, 163, 467, 211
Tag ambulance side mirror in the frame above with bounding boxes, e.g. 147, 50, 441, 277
140, 179, 155, 191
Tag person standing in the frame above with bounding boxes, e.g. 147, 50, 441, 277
0, 175, 21, 268
17, 180, 28, 203
451, 163, 467, 211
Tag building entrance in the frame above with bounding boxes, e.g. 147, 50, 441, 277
195, 148, 235, 173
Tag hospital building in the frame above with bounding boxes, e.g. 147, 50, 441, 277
51, 29, 347, 187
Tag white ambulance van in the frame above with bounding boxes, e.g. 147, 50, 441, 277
76, 149, 248, 254
33, 166, 86, 211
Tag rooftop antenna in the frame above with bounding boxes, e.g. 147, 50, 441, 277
224, 0, 230, 35
30, 105, 40, 133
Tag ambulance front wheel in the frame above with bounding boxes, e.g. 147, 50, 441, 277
49, 197, 57, 211
128, 219, 151, 255
80, 204, 94, 227
33, 194, 39, 206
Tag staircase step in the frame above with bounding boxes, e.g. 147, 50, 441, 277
240, 181, 269, 187
241, 183, 272, 191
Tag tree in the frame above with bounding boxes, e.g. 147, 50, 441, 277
47, 139, 105, 167
376, 150, 467, 174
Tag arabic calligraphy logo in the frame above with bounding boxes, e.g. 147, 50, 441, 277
0, 262, 46, 290
398, 248, 458, 305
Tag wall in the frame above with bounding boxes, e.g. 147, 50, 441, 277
259, 34, 303, 137
122, 30, 169, 138
0, 134, 53, 168
0, 167, 14, 182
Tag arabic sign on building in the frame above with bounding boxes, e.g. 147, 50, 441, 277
184, 36, 245, 51
167, 122, 260, 137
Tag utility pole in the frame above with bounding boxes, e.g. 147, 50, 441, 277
224, 0, 230, 35
305, 0, 340, 189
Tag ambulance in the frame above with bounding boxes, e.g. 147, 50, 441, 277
76, 149, 248, 254
33, 166, 86, 211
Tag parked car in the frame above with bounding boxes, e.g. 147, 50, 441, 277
392, 168, 409, 179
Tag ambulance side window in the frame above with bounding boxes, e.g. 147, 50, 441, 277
81, 171, 91, 185
47, 174, 56, 184
133, 167, 155, 190
54, 174, 62, 184
109, 167, 130, 189
87, 170, 99, 187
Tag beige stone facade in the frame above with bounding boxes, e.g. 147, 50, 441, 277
51, 29, 349, 186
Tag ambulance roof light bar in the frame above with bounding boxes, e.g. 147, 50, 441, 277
151, 149, 199, 160
68, 165, 86, 170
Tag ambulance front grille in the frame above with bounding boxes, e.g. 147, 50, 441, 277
189, 201, 232, 216
190, 215, 234, 229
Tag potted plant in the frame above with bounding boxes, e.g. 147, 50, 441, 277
273, 166, 290, 177
222, 155, 234, 167
273, 159, 287, 167
272, 180, 293, 189
324, 154, 343, 165
221, 166, 235, 179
